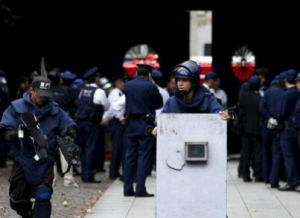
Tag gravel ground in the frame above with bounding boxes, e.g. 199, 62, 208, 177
0, 161, 113, 218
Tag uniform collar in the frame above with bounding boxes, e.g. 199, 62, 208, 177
23, 92, 58, 117
86, 83, 99, 88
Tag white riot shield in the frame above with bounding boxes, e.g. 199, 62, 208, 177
157, 114, 227, 218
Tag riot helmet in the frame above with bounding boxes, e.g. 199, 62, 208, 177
173, 60, 201, 87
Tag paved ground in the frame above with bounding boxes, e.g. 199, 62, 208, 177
0, 161, 113, 218
86, 160, 300, 218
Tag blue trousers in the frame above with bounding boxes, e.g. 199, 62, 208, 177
269, 130, 282, 186
261, 127, 276, 183
9, 161, 53, 218
109, 119, 126, 179
279, 128, 298, 187
124, 125, 155, 195
76, 120, 104, 180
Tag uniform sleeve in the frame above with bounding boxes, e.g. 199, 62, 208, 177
162, 99, 171, 113
57, 108, 76, 131
222, 90, 228, 106
259, 94, 270, 121
150, 85, 163, 110
0, 105, 19, 130
102, 90, 119, 121
93, 88, 110, 110
112, 95, 126, 121
206, 94, 224, 113
278, 92, 288, 121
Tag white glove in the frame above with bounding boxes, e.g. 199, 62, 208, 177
267, 117, 278, 129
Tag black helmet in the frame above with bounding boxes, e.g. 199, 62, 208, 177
173, 60, 201, 86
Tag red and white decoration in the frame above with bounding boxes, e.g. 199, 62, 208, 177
231, 46, 256, 81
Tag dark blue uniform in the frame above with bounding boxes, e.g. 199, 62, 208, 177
163, 87, 223, 113
238, 82, 249, 99
260, 86, 284, 185
124, 76, 163, 195
278, 86, 300, 188
0, 87, 10, 167
292, 97, 300, 181
52, 84, 77, 118
76, 85, 104, 181
0, 92, 74, 218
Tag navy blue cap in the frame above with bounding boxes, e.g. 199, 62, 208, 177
270, 79, 277, 86
83, 66, 99, 79
137, 64, 153, 76
205, 71, 217, 80
137, 64, 153, 72
274, 75, 280, 81
61, 70, 77, 80
285, 69, 297, 81
152, 69, 163, 78
74, 78, 84, 86
248, 75, 261, 90
279, 71, 287, 81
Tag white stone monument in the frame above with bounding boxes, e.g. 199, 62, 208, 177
157, 114, 227, 218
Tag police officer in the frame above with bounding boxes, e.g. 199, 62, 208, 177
76, 67, 109, 183
151, 69, 170, 118
149, 69, 169, 175
55, 71, 79, 187
162, 60, 230, 117
260, 73, 285, 186
238, 76, 263, 182
52, 70, 77, 118
277, 69, 300, 191
238, 67, 269, 98
0, 76, 76, 218
102, 78, 126, 180
0, 70, 10, 168
292, 73, 300, 191
123, 64, 163, 197
203, 71, 217, 94
151, 60, 230, 135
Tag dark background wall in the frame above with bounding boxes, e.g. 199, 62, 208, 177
1, 2, 300, 106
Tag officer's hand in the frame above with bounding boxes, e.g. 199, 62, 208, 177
151, 127, 158, 136
100, 119, 108, 126
120, 119, 127, 125
219, 111, 232, 121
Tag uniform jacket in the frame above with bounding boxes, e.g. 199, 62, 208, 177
0, 92, 75, 184
163, 87, 223, 113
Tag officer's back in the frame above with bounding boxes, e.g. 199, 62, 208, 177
123, 64, 162, 197
278, 70, 300, 123
125, 65, 162, 116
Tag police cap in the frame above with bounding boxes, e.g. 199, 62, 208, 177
285, 69, 297, 82
205, 71, 217, 80
83, 67, 100, 80
61, 71, 77, 80
137, 64, 153, 76
152, 69, 163, 78
31, 76, 52, 97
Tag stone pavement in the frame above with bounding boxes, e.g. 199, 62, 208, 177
86, 160, 300, 218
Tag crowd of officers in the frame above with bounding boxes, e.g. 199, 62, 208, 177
2, 59, 300, 217
237, 68, 300, 192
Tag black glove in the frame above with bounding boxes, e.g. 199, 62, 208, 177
57, 135, 80, 166
36, 147, 48, 160
4, 130, 18, 142
59, 126, 77, 139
